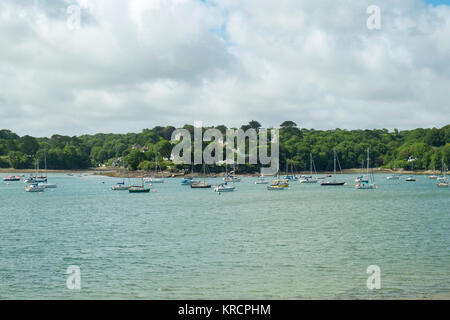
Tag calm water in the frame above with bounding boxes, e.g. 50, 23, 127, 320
0, 173, 449, 299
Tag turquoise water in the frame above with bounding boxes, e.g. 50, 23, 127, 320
0, 173, 449, 299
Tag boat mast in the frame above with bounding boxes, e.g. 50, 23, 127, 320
44, 149, 47, 178
333, 150, 337, 176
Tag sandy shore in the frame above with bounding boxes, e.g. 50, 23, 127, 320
0, 167, 442, 178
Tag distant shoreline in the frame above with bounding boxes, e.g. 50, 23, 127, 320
0, 167, 443, 178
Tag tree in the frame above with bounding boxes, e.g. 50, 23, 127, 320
126, 149, 145, 170
248, 120, 262, 131
157, 140, 173, 160
280, 121, 297, 128
19, 135, 40, 156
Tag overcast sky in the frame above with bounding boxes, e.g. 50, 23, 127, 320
0, 0, 449, 137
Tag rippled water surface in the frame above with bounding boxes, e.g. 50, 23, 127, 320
0, 173, 449, 299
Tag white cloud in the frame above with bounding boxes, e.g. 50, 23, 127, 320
0, 0, 449, 136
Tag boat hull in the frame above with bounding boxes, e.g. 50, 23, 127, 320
129, 188, 150, 193
190, 184, 211, 189
321, 182, 345, 186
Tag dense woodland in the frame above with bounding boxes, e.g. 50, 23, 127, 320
0, 121, 449, 173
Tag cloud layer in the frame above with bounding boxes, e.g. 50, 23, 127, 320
0, 0, 449, 136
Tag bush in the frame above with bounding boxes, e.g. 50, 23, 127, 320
0, 157, 9, 168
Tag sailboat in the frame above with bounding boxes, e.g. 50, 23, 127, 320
216, 163, 236, 192
223, 162, 241, 182
321, 150, 346, 186
355, 148, 376, 189
405, 156, 417, 182
112, 180, 130, 190
38, 150, 57, 188
355, 158, 369, 183
25, 156, 45, 192
299, 153, 318, 184
437, 160, 449, 187
181, 163, 200, 185
144, 155, 164, 183
214, 181, 236, 192
129, 177, 150, 193
191, 164, 212, 189
26, 183, 45, 193
429, 164, 438, 179
386, 163, 401, 180
255, 168, 268, 185
25, 156, 47, 185
267, 170, 289, 190
283, 161, 299, 181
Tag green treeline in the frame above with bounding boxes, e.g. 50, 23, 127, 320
0, 122, 449, 172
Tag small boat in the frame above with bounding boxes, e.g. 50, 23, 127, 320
355, 148, 376, 190
386, 174, 400, 180
214, 183, 235, 192
436, 161, 448, 188
267, 181, 289, 191
267, 176, 289, 190
429, 165, 438, 179
129, 176, 150, 193
129, 186, 151, 193
299, 153, 319, 184
223, 174, 241, 182
321, 150, 346, 186
321, 181, 346, 186
191, 164, 211, 189
38, 182, 57, 189
144, 177, 164, 184
3, 175, 21, 182
191, 182, 212, 189
112, 181, 130, 190
26, 183, 45, 193
181, 177, 200, 185
267, 185, 286, 190
144, 155, 165, 183
406, 156, 417, 182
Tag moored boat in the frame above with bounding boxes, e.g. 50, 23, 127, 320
129, 186, 151, 193
38, 182, 57, 189
321, 150, 346, 186
191, 164, 211, 189
299, 153, 318, 184
112, 181, 130, 190
26, 183, 45, 193
214, 183, 235, 192
355, 148, 376, 190
3, 175, 21, 182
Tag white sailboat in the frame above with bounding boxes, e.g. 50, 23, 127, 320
406, 156, 417, 182
38, 150, 57, 188
214, 182, 236, 192
26, 183, 45, 193
216, 163, 236, 192
112, 180, 130, 190
299, 153, 318, 184
144, 155, 164, 183
355, 148, 376, 190
437, 160, 449, 187
255, 169, 268, 184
